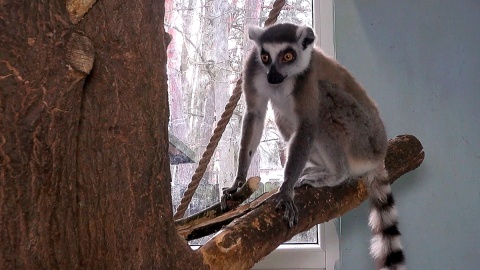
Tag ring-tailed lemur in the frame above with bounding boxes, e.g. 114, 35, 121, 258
221, 23, 405, 270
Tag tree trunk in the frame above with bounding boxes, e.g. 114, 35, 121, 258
0, 1, 204, 268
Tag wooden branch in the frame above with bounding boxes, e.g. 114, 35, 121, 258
177, 188, 276, 241
179, 134, 424, 241
197, 135, 425, 270
175, 177, 260, 240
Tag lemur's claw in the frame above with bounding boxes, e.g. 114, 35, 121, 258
220, 192, 232, 211
275, 193, 299, 228
220, 182, 242, 211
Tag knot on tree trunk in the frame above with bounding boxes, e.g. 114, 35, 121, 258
66, 32, 94, 75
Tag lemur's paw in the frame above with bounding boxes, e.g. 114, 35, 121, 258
275, 193, 298, 228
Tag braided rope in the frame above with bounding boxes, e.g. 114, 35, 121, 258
264, 0, 286, 27
174, 79, 243, 219
174, 0, 286, 219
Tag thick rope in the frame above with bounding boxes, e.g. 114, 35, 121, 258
174, 79, 243, 219
174, 0, 286, 219
264, 0, 285, 27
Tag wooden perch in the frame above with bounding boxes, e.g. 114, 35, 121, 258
178, 134, 424, 241
176, 185, 278, 241
196, 134, 425, 270
175, 177, 260, 240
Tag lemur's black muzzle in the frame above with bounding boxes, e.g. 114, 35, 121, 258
267, 65, 286, 84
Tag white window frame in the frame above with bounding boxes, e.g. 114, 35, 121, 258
253, 220, 339, 270
252, 1, 338, 269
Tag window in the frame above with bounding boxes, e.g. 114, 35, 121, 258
166, 0, 338, 269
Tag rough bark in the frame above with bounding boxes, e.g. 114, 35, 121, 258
0, 1, 204, 269
198, 134, 425, 270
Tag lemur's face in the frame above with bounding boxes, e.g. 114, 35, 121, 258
249, 23, 316, 84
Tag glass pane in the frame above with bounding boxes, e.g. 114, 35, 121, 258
165, 0, 315, 245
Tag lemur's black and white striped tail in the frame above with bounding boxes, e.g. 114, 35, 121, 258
367, 169, 406, 270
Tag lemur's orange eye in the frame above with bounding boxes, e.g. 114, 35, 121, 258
282, 52, 295, 62
261, 54, 269, 63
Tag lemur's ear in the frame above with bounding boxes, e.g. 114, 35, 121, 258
248, 25, 264, 44
296, 26, 316, 49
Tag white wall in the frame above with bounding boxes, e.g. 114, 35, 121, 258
333, 0, 480, 269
